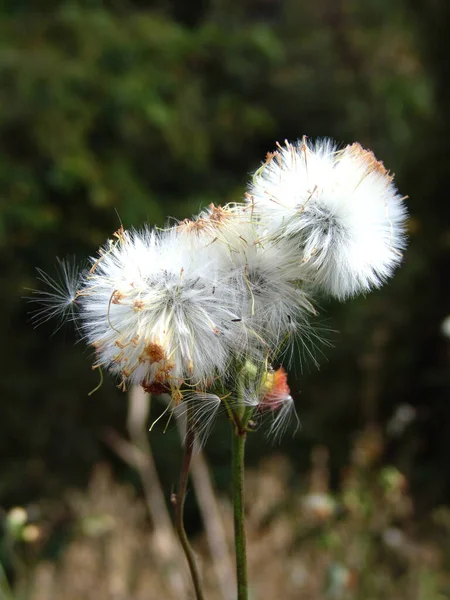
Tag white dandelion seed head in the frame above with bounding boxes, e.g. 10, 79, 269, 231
79, 226, 241, 390
248, 138, 408, 299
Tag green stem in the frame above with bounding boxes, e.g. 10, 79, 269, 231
222, 395, 241, 432
232, 426, 248, 600
174, 405, 205, 600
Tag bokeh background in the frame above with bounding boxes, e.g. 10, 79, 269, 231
2, 0, 450, 598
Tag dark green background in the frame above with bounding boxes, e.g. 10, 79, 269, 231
1, 0, 448, 519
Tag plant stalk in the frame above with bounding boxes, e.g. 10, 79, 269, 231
232, 426, 248, 600
174, 405, 205, 600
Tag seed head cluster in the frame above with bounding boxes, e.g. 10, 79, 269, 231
33, 138, 407, 440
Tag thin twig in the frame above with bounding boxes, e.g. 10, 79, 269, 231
103, 386, 188, 598
190, 451, 236, 600
176, 405, 235, 600
172, 403, 205, 600
103, 428, 188, 597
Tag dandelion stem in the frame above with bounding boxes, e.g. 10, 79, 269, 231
232, 424, 248, 600
222, 395, 242, 432
173, 404, 205, 600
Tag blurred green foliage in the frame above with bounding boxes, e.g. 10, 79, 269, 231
1, 0, 449, 538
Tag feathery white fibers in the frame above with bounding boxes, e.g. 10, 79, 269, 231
175, 392, 224, 448
247, 138, 408, 299
228, 234, 319, 366
79, 226, 241, 391
174, 202, 317, 364
30, 257, 82, 332
175, 202, 256, 260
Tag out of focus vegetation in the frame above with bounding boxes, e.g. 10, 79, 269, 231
1, 0, 450, 597
4, 433, 450, 599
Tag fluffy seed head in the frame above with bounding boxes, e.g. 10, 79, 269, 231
79, 226, 241, 391
248, 138, 408, 299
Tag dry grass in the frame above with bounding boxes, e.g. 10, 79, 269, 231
3, 428, 450, 600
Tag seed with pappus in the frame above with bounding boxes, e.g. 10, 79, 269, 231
247, 137, 408, 299
30, 257, 82, 332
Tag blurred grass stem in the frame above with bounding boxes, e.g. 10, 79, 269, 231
0, 562, 14, 600
104, 386, 189, 596
174, 402, 205, 600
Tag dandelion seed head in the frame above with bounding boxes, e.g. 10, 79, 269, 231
79, 226, 240, 390
248, 138, 408, 299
